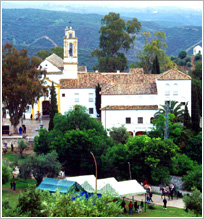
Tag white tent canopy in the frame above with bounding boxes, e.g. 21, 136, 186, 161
65, 175, 146, 197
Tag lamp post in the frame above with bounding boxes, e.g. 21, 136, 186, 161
90, 152, 97, 191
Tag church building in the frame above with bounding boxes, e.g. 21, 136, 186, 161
22, 26, 192, 135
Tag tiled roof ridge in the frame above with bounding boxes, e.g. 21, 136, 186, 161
156, 68, 192, 80
101, 105, 158, 110
46, 53, 64, 69
100, 83, 117, 94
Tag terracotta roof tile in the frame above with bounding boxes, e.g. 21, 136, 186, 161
101, 105, 158, 110
60, 73, 111, 89
129, 68, 144, 74
157, 68, 192, 80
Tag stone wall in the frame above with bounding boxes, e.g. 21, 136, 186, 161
2, 136, 33, 148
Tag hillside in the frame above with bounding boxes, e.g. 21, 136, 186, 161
2, 9, 202, 71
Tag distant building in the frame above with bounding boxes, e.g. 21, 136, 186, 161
193, 45, 202, 56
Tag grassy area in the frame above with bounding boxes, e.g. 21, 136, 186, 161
2, 178, 37, 208
2, 152, 30, 163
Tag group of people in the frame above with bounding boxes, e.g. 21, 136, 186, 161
161, 183, 177, 200
120, 200, 144, 214
19, 124, 26, 135
10, 181, 16, 190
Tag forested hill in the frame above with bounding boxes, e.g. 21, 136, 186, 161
2, 9, 202, 71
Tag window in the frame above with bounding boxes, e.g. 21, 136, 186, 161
89, 93, 94, 102
181, 102, 185, 105
165, 84, 170, 96
69, 33, 72, 39
173, 83, 178, 95
62, 93, 65, 97
165, 101, 170, 105
150, 117, 154, 124
126, 117, 131, 124
26, 106, 31, 113
138, 117, 143, 124
74, 93, 79, 102
89, 108, 94, 114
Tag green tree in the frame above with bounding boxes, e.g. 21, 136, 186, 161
91, 12, 141, 72
183, 132, 202, 164
18, 151, 61, 186
18, 138, 28, 158
48, 82, 58, 131
51, 46, 64, 59
37, 50, 51, 60
194, 53, 202, 61
183, 187, 202, 216
36, 105, 113, 177
17, 185, 44, 217
154, 100, 184, 123
31, 55, 43, 67
125, 135, 179, 184
2, 163, 12, 184
109, 125, 130, 145
34, 128, 50, 155
132, 31, 177, 74
178, 50, 187, 59
95, 83, 101, 117
2, 43, 45, 133
191, 84, 200, 133
182, 165, 202, 191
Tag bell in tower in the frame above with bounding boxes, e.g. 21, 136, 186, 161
63, 26, 78, 79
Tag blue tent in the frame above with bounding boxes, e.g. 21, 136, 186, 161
37, 177, 80, 193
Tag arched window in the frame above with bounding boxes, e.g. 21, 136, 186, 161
150, 117, 154, 124
173, 83, 178, 95
69, 43, 73, 56
69, 33, 72, 39
165, 84, 170, 96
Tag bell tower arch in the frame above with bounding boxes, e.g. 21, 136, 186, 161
63, 26, 78, 79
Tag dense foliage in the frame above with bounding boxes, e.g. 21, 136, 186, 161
91, 12, 141, 72
17, 138, 28, 158
18, 151, 61, 186
183, 187, 202, 217
131, 31, 177, 74
109, 125, 130, 145
2, 185, 123, 217
2, 163, 12, 184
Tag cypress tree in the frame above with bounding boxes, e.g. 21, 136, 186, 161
183, 102, 191, 129
95, 83, 101, 117
151, 55, 160, 74
191, 86, 200, 134
48, 82, 58, 131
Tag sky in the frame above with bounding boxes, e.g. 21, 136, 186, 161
2, 1, 203, 10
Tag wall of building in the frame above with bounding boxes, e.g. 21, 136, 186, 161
101, 109, 156, 132
156, 80, 191, 115
101, 94, 158, 108
60, 88, 97, 118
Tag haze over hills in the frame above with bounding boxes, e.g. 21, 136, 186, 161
2, 8, 202, 71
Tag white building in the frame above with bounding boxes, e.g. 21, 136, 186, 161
6, 26, 192, 135
193, 45, 202, 56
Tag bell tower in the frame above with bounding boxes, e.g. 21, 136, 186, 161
63, 26, 78, 79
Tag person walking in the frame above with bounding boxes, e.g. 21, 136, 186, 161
121, 200, 126, 213
163, 196, 167, 209
128, 201, 133, 215
141, 199, 144, 208
10, 181, 13, 189
19, 126, 22, 135
13, 181, 16, 191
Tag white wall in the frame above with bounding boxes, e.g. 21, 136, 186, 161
60, 88, 97, 118
156, 80, 191, 115
101, 94, 158, 107
101, 109, 156, 133
38, 60, 61, 73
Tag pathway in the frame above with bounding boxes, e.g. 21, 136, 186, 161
125, 194, 185, 209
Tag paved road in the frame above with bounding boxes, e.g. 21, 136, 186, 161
125, 194, 185, 209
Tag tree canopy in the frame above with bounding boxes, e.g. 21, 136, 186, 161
131, 31, 177, 74
2, 42, 46, 132
91, 12, 141, 72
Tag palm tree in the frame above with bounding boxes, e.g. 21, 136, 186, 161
154, 100, 184, 123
